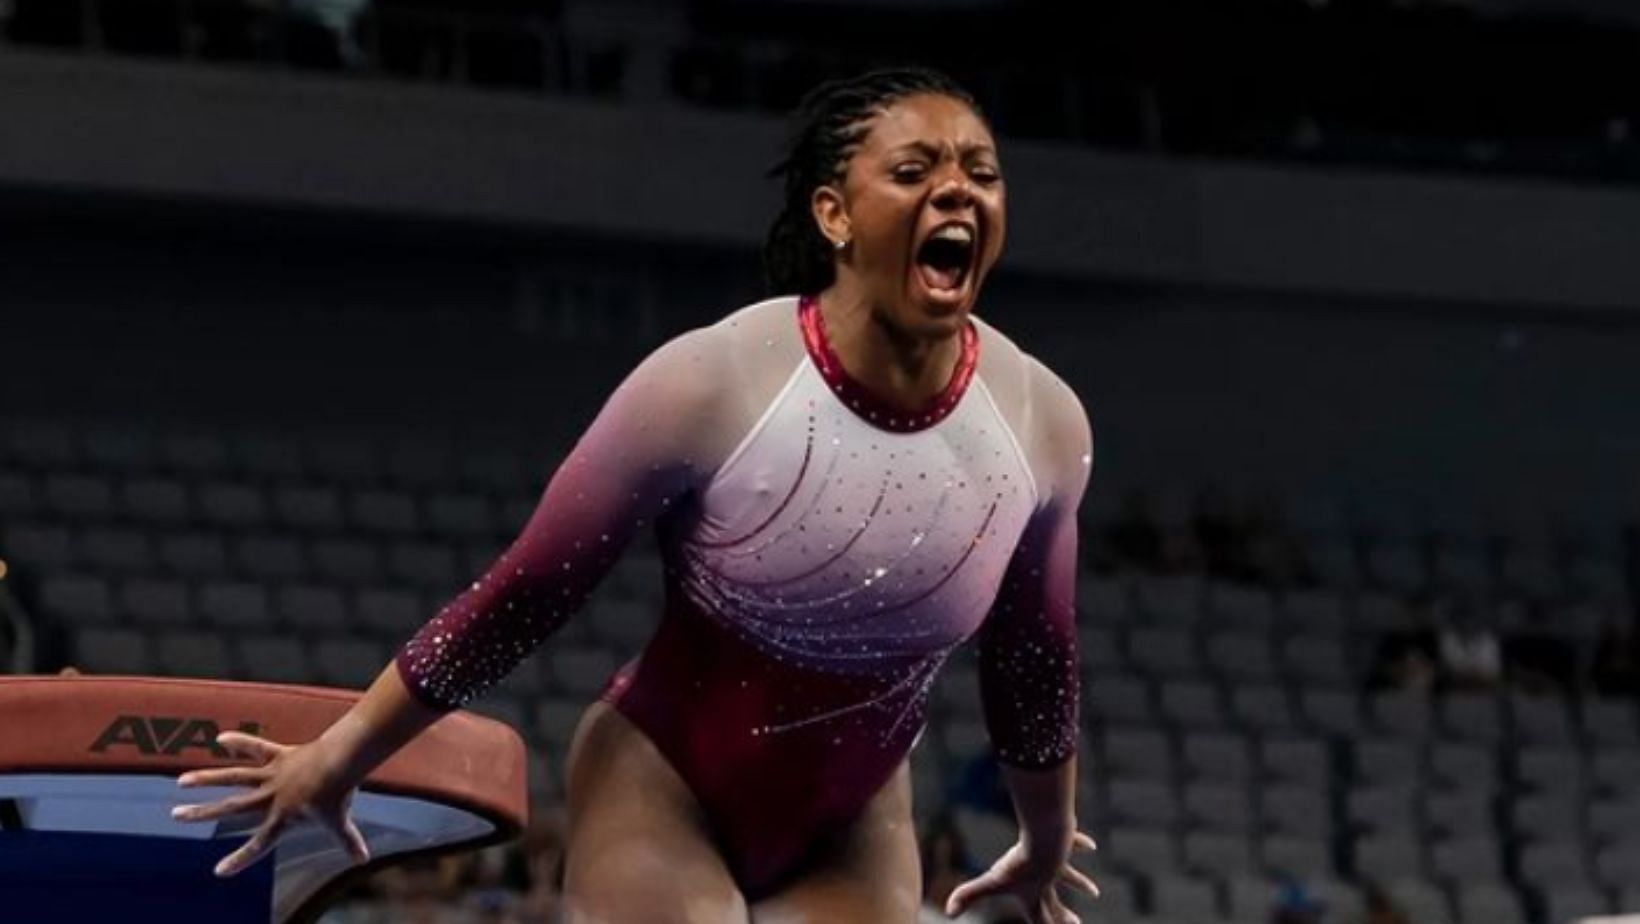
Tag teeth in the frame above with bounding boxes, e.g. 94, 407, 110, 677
932, 225, 973, 244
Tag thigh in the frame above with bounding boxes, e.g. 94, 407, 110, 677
749, 760, 922, 924
562, 701, 751, 924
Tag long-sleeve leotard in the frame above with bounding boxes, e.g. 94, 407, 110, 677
392, 294, 1091, 892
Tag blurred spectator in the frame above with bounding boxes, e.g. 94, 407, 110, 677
1436, 594, 1503, 691
1192, 484, 1241, 579
1501, 598, 1578, 695
283, 0, 371, 70
514, 811, 566, 923
918, 814, 985, 924
948, 754, 1010, 818
1106, 489, 1164, 573
1359, 882, 1412, 924
1591, 616, 1640, 696
1369, 604, 1438, 693
3, 0, 84, 47
1240, 493, 1316, 588
1271, 880, 1324, 924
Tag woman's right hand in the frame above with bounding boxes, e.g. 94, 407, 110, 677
172, 730, 371, 877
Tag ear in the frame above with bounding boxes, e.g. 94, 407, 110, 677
810, 183, 851, 251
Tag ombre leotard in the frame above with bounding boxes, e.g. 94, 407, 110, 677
395, 294, 1090, 896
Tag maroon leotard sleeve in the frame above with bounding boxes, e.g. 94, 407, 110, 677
977, 494, 1083, 768
975, 370, 1091, 770
393, 333, 716, 711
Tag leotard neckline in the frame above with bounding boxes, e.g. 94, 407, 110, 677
797, 294, 979, 434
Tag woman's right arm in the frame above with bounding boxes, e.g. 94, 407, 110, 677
174, 324, 732, 876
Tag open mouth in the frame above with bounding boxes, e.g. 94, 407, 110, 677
914, 222, 976, 297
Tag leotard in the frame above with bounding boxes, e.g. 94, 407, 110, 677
394, 294, 1091, 896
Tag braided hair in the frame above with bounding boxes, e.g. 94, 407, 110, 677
763, 67, 984, 297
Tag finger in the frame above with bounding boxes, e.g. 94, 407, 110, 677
1057, 863, 1100, 898
1073, 832, 1097, 852
172, 789, 268, 823
178, 767, 269, 789
1047, 889, 1080, 924
215, 731, 288, 764
215, 816, 284, 878
945, 870, 1006, 917
328, 811, 371, 865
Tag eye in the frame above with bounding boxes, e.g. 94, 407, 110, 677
892, 162, 928, 183
970, 164, 1002, 185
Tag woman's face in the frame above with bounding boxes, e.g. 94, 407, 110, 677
815, 93, 1006, 337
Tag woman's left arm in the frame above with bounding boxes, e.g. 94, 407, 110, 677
947, 360, 1097, 924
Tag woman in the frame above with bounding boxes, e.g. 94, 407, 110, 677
175, 67, 1098, 923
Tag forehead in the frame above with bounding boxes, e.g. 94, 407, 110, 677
855, 93, 995, 156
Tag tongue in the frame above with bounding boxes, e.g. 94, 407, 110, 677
918, 262, 962, 292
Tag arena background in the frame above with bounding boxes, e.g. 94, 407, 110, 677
1, 0, 1638, 921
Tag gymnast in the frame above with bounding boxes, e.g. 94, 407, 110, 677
174, 66, 1099, 923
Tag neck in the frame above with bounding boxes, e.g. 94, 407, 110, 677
816, 278, 965, 411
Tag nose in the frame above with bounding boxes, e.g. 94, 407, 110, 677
930, 173, 975, 212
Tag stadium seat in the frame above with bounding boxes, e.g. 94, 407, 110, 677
1106, 779, 1179, 828
0, 469, 37, 518
72, 627, 155, 675
43, 473, 116, 520
1129, 627, 1201, 679
197, 480, 269, 529
1347, 785, 1418, 836
312, 638, 390, 690
424, 492, 498, 537
309, 537, 385, 584
1454, 882, 1525, 924
1101, 727, 1174, 780
1261, 784, 1332, 838
1298, 687, 1362, 738
355, 587, 425, 637
1284, 637, 1353, 691
1260, 833, 1332, 880
1148, 873, 1220, 920
1206, 634, 1278, 684
1183, 782, 1254, 833
120, 578, 194, 628
350, 489, 420, 535
120, 476, 191, 525
154, 631, 234, 679
3, 522, 75, 570
79, 526, 156, 575
1230, 684, 1296, 733
233, 635, 312, 685
1181, 733, 1253, 782
1509, 693, 1575, 746
1352, 833, 1425, 882
306, 437, 383, 485
273, 583, 350, 631
39, 573, 116, 626
273, 485, 346, 533
1159, 680, 1225, 729
1430, 834, 1505, 882
233, 534, 308, 580
156, 530, 230, 579
159, 433, 232, 475
197, 580, 273, 630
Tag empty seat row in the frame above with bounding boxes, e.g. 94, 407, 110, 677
37, 572, 660, 645
1081, 675, 1639, 746
12, 532, 500, 590
0, 423, 554, 492
0, 474, 541, 538
69, 627, 633, 702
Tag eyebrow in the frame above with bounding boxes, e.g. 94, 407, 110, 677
889, 140, 998, 159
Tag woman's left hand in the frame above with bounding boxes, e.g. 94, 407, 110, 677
945, 831, 1098, 924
